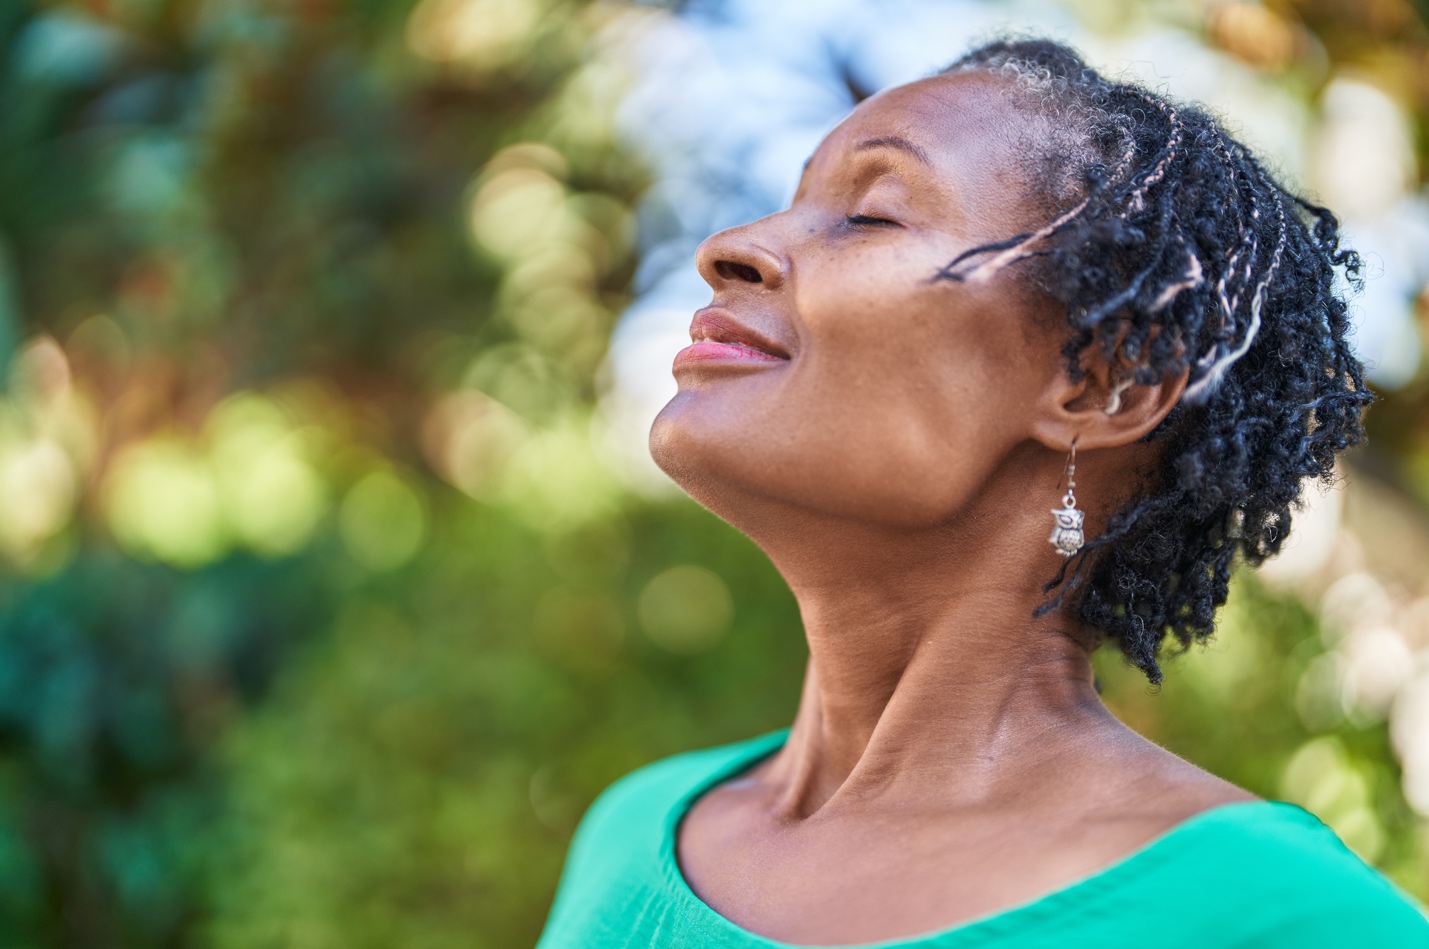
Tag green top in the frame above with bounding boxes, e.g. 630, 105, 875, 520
537, 730, 1429, 948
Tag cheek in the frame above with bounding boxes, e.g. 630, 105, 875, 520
786, 248, 1032, 469
767, 362, 1016, 524
653, 373, 1016, 529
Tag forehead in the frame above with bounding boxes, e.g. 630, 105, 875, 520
841, 72, 1022, 140
809, 72, 1046, 215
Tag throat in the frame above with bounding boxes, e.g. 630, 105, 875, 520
763, 626, 1107, 819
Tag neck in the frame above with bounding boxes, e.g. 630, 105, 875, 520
741, 466, 1118, 819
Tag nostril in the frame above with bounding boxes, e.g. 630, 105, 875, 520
715, 260, 763, 284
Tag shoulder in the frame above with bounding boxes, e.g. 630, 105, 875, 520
1166, 802, 1429, 944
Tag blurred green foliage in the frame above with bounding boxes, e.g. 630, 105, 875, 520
204, 501, 805, 948
0, 0, 649, 943
0, 552, 328, 945
0, 1, 1423, 947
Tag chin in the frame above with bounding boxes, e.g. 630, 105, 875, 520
648, 391, 802, 535
649, 393, 733, 505
651, 394, 968, 534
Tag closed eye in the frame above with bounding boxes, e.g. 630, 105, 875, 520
845, 214, 899, 229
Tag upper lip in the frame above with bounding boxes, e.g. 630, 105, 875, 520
688, 308, 791, 359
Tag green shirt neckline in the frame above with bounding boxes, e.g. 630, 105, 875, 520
657, 729, 1315, 948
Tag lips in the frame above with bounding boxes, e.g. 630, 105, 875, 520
674, 308, 790, 369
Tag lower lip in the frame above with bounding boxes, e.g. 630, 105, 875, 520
673, 340, 786, 368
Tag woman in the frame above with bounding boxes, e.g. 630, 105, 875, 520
537, 39, 1429, 947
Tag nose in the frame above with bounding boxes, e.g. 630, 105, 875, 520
695, 220, 788, 292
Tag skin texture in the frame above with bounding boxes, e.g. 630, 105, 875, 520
650, 73, 1254, 946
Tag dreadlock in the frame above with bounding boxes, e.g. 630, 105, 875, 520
939, 39, 1371, 683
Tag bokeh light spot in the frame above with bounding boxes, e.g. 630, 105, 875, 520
469, 167, 570, 263
422, 389, 528, 501
637, 565, 733, 654
407, 0, 544, 72
499, 418, 623, 531
339, 469, 427, 572
207, 395, 327, 558
106, 440, 228, 568
0, 438, 75, 556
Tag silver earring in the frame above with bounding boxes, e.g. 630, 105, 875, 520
1049, 441, 1085, 558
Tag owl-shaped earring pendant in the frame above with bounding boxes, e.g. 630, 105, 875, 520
1049, 440, 1084, 558
1049, 496, 1084, 558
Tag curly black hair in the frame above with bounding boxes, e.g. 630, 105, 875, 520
937, 39, 1372, 683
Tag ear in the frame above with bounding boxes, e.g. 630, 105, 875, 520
1028, 353, 1189, 453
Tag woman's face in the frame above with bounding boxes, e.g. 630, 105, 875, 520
650, 72, 1072, 529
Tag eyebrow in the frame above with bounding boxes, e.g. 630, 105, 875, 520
854, 136, 931, 165
798, 134, 933, 177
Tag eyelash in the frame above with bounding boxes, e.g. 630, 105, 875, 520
845, 214, 898, 229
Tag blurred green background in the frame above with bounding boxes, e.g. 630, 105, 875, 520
0, 0, 1427, 946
